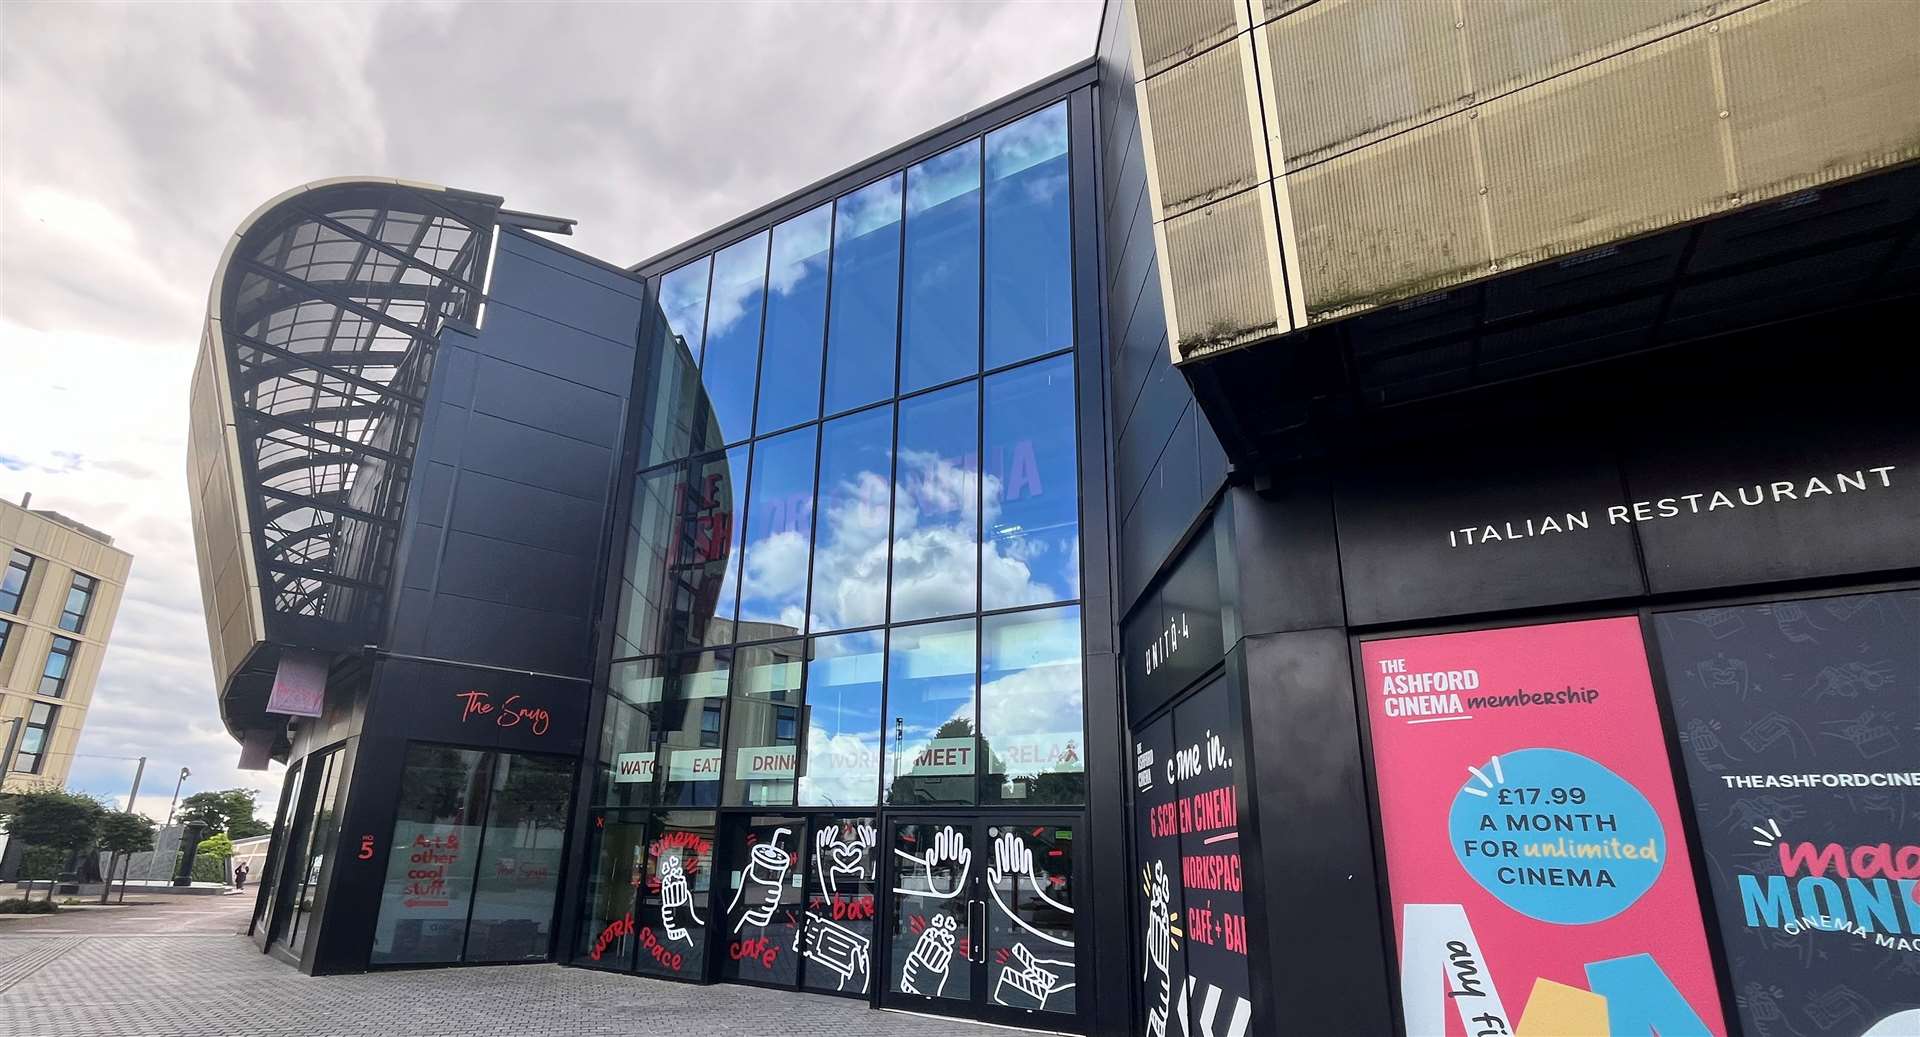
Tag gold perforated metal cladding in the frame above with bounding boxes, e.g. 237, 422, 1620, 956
1164, 187, 1281, 359
1133, 0, 1241, 78
1720, 0, 1920, 195
1144, 39, 1266, 218
1480, 28, 1726, 270
1289, 115, 1488, 319
1260, 1, 1469, 169
1261, 0, 1316, 23
1465, 1, 1718, 99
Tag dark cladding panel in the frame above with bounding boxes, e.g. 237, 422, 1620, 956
1120, 405, 1205, 608
462, 302, 639, 396
367, 656, 589, 758
469, 355, 625, 450
1219, 479, 1344, 640
1622, 360, 1920, 593
485, 237, 647, 349
1237, 629, 1392, 1036
421, 593, 591, 679
1334, 432, 1644, 626
458, 411, 615, 504
435, 531, 594, 620
446, 469, 606, 557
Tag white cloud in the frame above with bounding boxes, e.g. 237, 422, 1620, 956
0, 0, 1097, 814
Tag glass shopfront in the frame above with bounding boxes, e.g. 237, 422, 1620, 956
369, 745, 573, 966
574, 96, 1091, 1031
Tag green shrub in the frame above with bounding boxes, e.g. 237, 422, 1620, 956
190, 854, 228, 883
0, 898, 59, 914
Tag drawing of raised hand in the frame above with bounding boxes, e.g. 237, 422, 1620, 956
659, 853, 703, 944
901, 913, 957, 997
988, 829, 1073, 923
894, 824, 970, 899
814, 821, 873, 896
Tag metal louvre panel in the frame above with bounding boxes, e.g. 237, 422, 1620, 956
1162, 186, 1285, 360
1142, 37, 1268, 218
1131, 0, 1243, 79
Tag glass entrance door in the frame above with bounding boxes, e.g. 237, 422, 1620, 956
881, 817, 1082, 1031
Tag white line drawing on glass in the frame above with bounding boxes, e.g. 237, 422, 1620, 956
992, 941, 1076, 1010
815, 818, 876, 894
899, 912, 958, 997
729, 826, 793, 934
1188, 976, 1251, 1037
891, 824, 970, 899
986, 829, 1073, 948
794, 913, 872, 993
1143, 861, 1176, 1037
658, 852, 704, 945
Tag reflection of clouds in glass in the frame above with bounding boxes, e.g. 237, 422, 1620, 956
987, 102, 1068, 185
659, 258, 710, 348
703, 231, 768, 341
768, 204, 830, 297
889, 447, 979, 621
740, 528, 809, 631
835, 173, 903, 241
982, 609, 1083, 778
799, 729, 880, 806
807, 466, 891, 631
907, 142, 980, 215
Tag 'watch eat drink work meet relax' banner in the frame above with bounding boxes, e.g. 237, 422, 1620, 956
1363, 617, 1725, 1037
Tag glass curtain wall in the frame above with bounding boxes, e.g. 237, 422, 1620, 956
577, 100, 1080, 977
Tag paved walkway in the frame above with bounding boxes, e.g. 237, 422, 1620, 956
0, 896, 1008, 1037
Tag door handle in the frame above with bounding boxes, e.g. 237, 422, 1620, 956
969, 898, 986, 963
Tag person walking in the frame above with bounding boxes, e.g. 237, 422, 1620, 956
233, 861, 250, 891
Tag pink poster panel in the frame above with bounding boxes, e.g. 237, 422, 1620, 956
1362, 617, 1725, 1037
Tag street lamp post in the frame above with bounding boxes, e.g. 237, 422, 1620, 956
142, 767, 190, 886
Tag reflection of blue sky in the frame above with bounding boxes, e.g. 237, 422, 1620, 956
758, 205, 831, 434
807, 406, 892, 632
658, 258, 710, 352
983, 354, 1079, 607
835, 173, 903, 239
885, 618, 976, 782
902, 141, 981, 394
738, 426, 815, 628
701, 233, 768, 443
986, 102, 1068, 184
981, 605, 1083, 779
906, 141, 980, 214
799, 630, 883, 806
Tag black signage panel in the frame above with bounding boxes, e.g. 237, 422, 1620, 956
1622, 377, 1920, 593
1123, 521, 1225, 723
368, 656, 589, 756
1655, 590, 1920, 1037
1333, 433, 1643, 626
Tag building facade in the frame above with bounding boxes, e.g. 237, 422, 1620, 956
0, 496, 131, 792
192, 3, 1918, 1035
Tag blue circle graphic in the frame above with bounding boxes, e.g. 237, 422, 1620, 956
1447, 747, 1666, 925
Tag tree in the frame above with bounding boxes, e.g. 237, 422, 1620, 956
0, 788, 104, 902
175, 789, 269, 839
196, 831, 235, 860
95, 812, 156, 904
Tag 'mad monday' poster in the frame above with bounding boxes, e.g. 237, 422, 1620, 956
1363, 617, 1725, 1037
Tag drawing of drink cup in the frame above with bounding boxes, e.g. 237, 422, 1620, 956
901, 913, 957, 997
730, 827, 793, 933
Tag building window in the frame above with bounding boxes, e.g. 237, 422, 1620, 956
13, 702, 56, 773
0, 619, 11, 659
0, 550, 32, 614
58, 573, 98, 633
39, 637, 77, 698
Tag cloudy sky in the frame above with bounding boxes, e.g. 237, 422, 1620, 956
0, 0, 1099, 819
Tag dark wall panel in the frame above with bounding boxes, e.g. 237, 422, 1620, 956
1220, 480, 1344, 641
458, 412, 614, 504
1236, 628, 1393, 1036
435, 531, 594, 619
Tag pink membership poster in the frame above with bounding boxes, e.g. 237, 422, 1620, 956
1362, 617, 1725, 1037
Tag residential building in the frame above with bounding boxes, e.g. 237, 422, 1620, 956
0, 496, 132, 792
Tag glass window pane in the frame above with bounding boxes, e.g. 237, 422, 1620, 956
641, 320, 708, 467
891, 382, 978, 623
708, 446, 751, 645
885, 619, 977, 806
723, 640, 808, 807
612, 468, 678, 660
901, 140, 980, 393
617, 450, 747, 655
285, 751, 346, 956
700, 232, 769, 445
736, 428, 816, 630
597, 660, 666, 809
573, 809, 647, 969
0, 550, 32, 613
985, 102, 1072, 368
659, 258, 712, 375
371, 746, 490, 965
659, 652, 730, 807
466, 753, 572, 962
823, 174, 903, 414
18, 727, 46, 755
633, 811, 716, 980
800, 814, 879, 995
809, 405, 892, 633
981, 606, 1085, 805
983, 354, 1079, 609
887, 820, 973, 1001
719, 816, 807, 986
798, 631, 884, 807
757, 205, 831, 433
